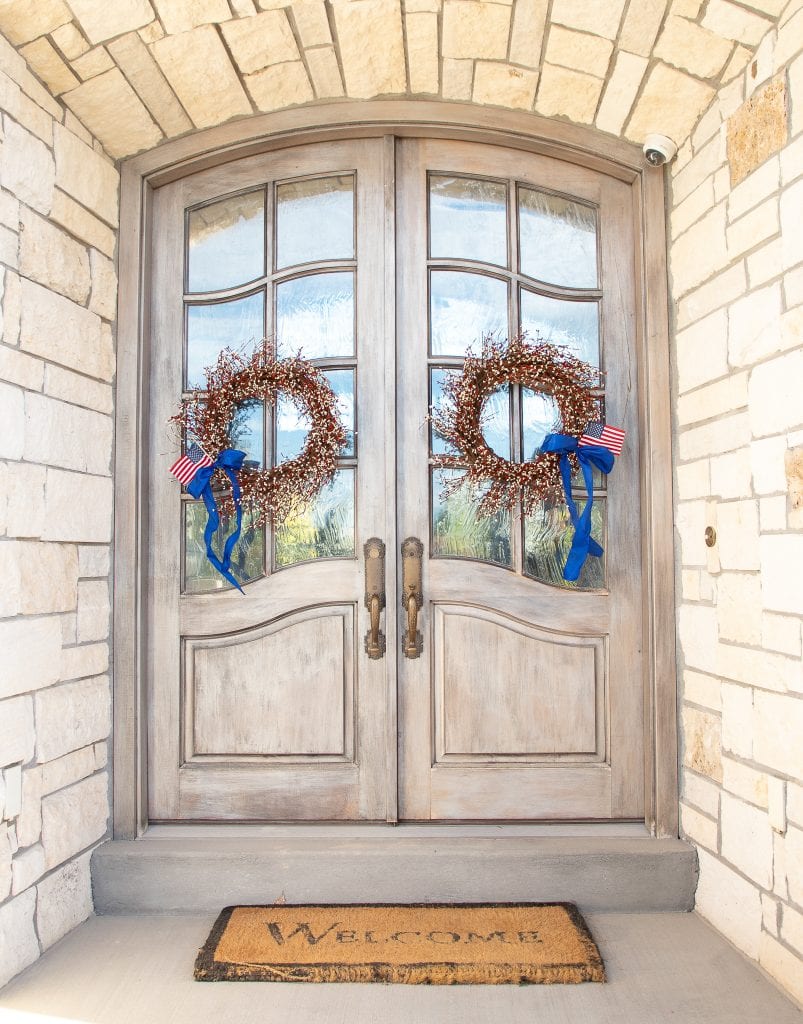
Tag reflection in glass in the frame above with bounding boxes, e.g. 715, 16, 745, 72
229, 400, 263, 468
431, 271, 508, 356
480, 387, 510, 459
524, 498, 605, 589
184, 501, 264, 593
186, 292, 264, 388
429, 175, 507, 266
276, 272, 354, 358
432, 469, 511, 567
324, 369, 355, 456
520, 290, 599, 367
275, 370, 354, 463
275, 469, 355, 567
519, 188, 597, 289
430, 368, 450, 455
187, 190, 265, 293
276, 176, 354, 268
521, 389, 560, 460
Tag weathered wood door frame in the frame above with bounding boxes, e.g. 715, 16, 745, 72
113, 100, 677, 839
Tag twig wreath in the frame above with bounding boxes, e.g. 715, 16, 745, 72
432, 334, 602, 517
171, 344, 347, 528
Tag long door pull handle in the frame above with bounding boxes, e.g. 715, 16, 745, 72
401, 537, 424, 659
364, 538, 386, 659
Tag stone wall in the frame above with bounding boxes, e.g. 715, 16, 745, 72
670, 0, 803, 1004
0, 30, 118, 988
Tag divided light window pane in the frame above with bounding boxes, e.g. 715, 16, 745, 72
429, 175, 508, 267
187, 190, 265, 293
276, 176, 355, 269
519, 188, 598, 289
185, 292, 265, 389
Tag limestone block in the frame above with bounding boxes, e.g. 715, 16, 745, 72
72, 46, 115, 81
19, 37, 79, 95
654, 16, 733, 79
721, 682, 753, 758
442, 58, 474, 101
405, 12, 439, 94
19, 209, 90, 305
40, 746, 97, 795
0, 346, 44, 392
138, 19, 165, 42
671, 204, 728, 299
51, 23, 91, 61
0, 615, 61, 699
535, 64, 602, 124
676, 374, 748, 427
15, 540, 79, 615
726, 197, 779, 261
473, 63, 538, 110
728, 283, 783, 367
717, 573, 762, 643
77, 545, 110, 579
676, 264, 747, 332
16, 766, 42, 847
754, 691, 803, 777
106, 32, 192, 137
0, 120, 55, 216
60, 613, 77, 646
760, 931, 803, 1007
0, 696, 33, 770
0, 0, 71, 46
41, 772, 108, 869
779, 178, 803, 272
24, 393, 112, 477
789, 54, 803, 139
11, 843, 45, 894
721, 791, 774, 887
4, 462, 46, 539
67, 0, 155, 44
0, 824, 9, 899
710, 448, 752, 499
762, 613, 801, 656
787, 825, 803, 906
86, 250, 117, 322
716, 499, 760, 570
749, 349, 803, 437
682, 767, 720, 817
788, 783, 803, 827
767, 777, 786, 833
703, 0, 773, 44
0, 381, 23, 459
20, 280, 111, 383
775, 5, 803, 70
676, 499, 707, 567
50, 190, 116, 259
671, 172, 716, 243
221, 10, 299, 74
619, 0, 667, 56
244, 62, 314, 111
729, 156, 781, 222
43, 366, 112, 417
53, 124, 119, 227
64, 67, 163, 159
442, 1, 510, 59
76, 580, 110, 643
0, 541, 21, 618
43, 469, 113, 544
0, 190, 20, 233
680, 801, 717, 850
679, 413, 750, 463
550, 0, 625, 38
684, 669, 722, 712
36, 850, 94, 951
746, 238, 783, 288
292, 1, 331, 46
0, 224, 18, 270
760, 534, 803, 615
153, 0, 229, 33
782, 901, 803, 957
727, 76, 787, 187
509, 0, 548, 67
35, 675, 111, 767
305, 47, 345, 99
595, 51, 648, 136
0, 889, 39, 988
625, 64, 715, 149
545, 26, 613, 78
692, 103, 723, 153
681, 704, 722, 781
672, 134, 725, 207
3, 764, 21, 819
0, 70, 53, 145
151, 24, 252, 128
59, 642, 109, 683
676, 459, 711, 499
333, 0, 406, 97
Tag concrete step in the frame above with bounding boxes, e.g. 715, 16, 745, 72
91, 829, 698, 914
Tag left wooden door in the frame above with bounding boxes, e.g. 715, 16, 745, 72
146, 139, 396, 822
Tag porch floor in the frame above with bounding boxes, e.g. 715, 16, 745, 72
1, 912, 801, 1023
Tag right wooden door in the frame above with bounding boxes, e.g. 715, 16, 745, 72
395, 138, 644, 821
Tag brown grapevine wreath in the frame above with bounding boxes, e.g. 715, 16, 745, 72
171, 344, 347, 528
432, 334, 602, 517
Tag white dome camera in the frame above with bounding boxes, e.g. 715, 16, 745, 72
643, 133, 678, 167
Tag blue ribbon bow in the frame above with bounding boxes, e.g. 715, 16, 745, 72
186, 448, 247, 593
539, 434, 615, 582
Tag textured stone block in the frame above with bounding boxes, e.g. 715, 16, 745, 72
50, 190, 116, 258
0, 346, 44, 392
15, 540, 79, 615
43, 469, 113, 544
0, 120, 55, 216
67, 0, 154, 44
244, 62, 313, 111
595, 51, 648, 136
53, 124, 119, 227
293, 1, 331, 46
19, 209, 90, 305
677, 264, 747, 331
19, 37, 79, 94
36, 676, 111, 765
681, 704, 722, 781
682, 767, 721, 816
11, 843, 45, 894
626, 63, 715, 148
717, 573, 762, 643
680, 801, 717, 850
535, 64, 602, 124
3, 462, 46, 539
728, 282, 782, 366
726, 197, 779, 261
106, 31, 191, 137
727, 76, 787, 187
677, 374, 748, 427
703, 0, 773, 45
41, 772, 108, 869
51, 22, 91, 61
0, 0, 71, 46
20, 280, 111, 383
509, 0, 548, 66
78, 545, 111, 578
0, 381, 23, 460
749, 349, 803, 437
43, 365, 113, 417
24, 393, 113, 476
754, 692, 803, 778
695, 848, 762, 959
405, 12, 439, 94
671, 203, 728, 299
441, 58, 474, 101
63, 67, 162, 159
654, 15, 733, 79
442, 0, 510, 59
76, 580, 110, 642
0, 615, 61, 699
333, 0, 406, 97
721, 682, 753, 758
760, 931, 803, 1007
0, 696, 34, 766
760, 535, 803, 615
551, 0, 626, 38
780, 178, 803, 272
40, 746, 97, 795
474, 63, 538, 110
717, 499, 760, 570
619, 0, 667, 56
16, 765, 42, 847
723, 757, 769, 809
58, 642, 109, 683
710, 447, 752, 499
0, 888, 39, 988
36, 850, 94, 951
545, 25, 613, 78
305, 47, 344, 98
71, 45, 115, 81
221, 10, 299, 73
679, 413, 751, 463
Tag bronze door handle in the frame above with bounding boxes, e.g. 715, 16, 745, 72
401, 537, 424, 659
363, 537, 386, 659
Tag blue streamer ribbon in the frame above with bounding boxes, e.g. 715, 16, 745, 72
539, 434, 615, 583
186, 448, 247, 593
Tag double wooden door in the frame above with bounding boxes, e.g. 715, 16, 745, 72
147, 134, 643, 823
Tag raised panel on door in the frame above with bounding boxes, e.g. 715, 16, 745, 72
147, 138, 396, 822
396, 137, 644, 821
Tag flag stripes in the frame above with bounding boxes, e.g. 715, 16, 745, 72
578, 422, 625, 457
170, 442, 213, 485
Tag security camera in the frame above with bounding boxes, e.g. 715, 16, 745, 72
643, 133, 678, 167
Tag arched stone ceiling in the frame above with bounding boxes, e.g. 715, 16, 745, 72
0, 0, 785, 161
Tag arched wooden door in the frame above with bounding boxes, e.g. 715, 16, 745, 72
146, 134, 643, 822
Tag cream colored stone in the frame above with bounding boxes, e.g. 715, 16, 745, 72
729, 156, 780, 221
51, 22, 91, 61
43, 469, 113, 543
53, 124, 119, 227
333, 0, 406, 97
442, 0, 510, 59
63, 67, 163, 159
76, 580, 110, 642
0, 541, 21, 617
672, 178, 716, 242
550, 0, 626, 38
0, 346, 44, 392
40, 745, 97, 794
15, 540, 79, 615
721, 681, 753, 758
680, 801, 718, 850
746, 237, 783, 288
716, 499, 760, 570
35, 676, 111, 763
0, 190, 19, 232
726, 197, 779, 260
71, 45, 114, 81
750, 435, 787, 495
684, 668, 722, 710
682, 765, 721, 816
0, 889, 39, 989
50, 190, 116, 259
36, 850, 94, 951
673, 133, 725, 206
675, 310, 729, 395
544, 26, 613, 78
0, 380, 23, 459
406, 12, 439, 94
20, 280, 111, 383
78, 545, 110, 578
671, 203, 728, 298
11, 844, 45, 894
703, 0, 773, 44
789, 53, 803, 139
760, 534, 803, 615
773, 5, 803, 69
728, 282, 782, 365
4, 462, 45, 539
619, 0, 668, 56
442, 58, 473, 100
19, 209, 90, 305
788, 782, 803, 826
595, 51, 648, 136
138, 19, 165, 43
682, 568, 701, 599
782, 903, 803, 958
721, 791, 774, 886
153, 0, 229, 33
41, 772, 108, 870
535, 63, 602, 123
3, 764, 21, 818
780, 134, 803, 190
0, 224, 18, 270
760, 931, 803, 1007
292, 1, 331, 46
25, 394, 112, 476
59, 641, 109, 682
88, 249, 117, 321
0, 0, 71, 46
754, 691, 803, 777
676, 373, 748, 426
0, 696, 34, 766
677, 264, 747, 330
718, 642, 799, 693
473, 62, 537, 109
305, 47, 344, 99
749, 349, 803, 437
151, 25, 252, 128
0, 68, 53, 145
221, 10, 299, 74
718, 573, 762, 644
681, 704, 722, 780
676, 499, 707, 566
67, 0, 155, 44
509, 0, 548, 66
655, 16, 734, 79
676, 459, 711, 499
691, 103, 723, 153
626, 63, 715, 148
0, 615, 61, 699
0, 120, 54, 216
19, 37, 79, 95
780, 178, 803, 272
761, 613, 801, 657
244, 61, 313, 111
15, 765, 41, 846
767, 776, 786, 833
785, 264, 803, 309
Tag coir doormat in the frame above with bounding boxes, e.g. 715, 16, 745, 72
194, 903, 605, 984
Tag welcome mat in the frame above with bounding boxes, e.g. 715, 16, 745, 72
194, 903, 605, 984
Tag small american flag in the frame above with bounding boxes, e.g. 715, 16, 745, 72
579, 421, 626, 457
170, 442, 213, 485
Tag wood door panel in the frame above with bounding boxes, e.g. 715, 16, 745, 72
433, 605, 603, 760
185, 606, 354, 761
